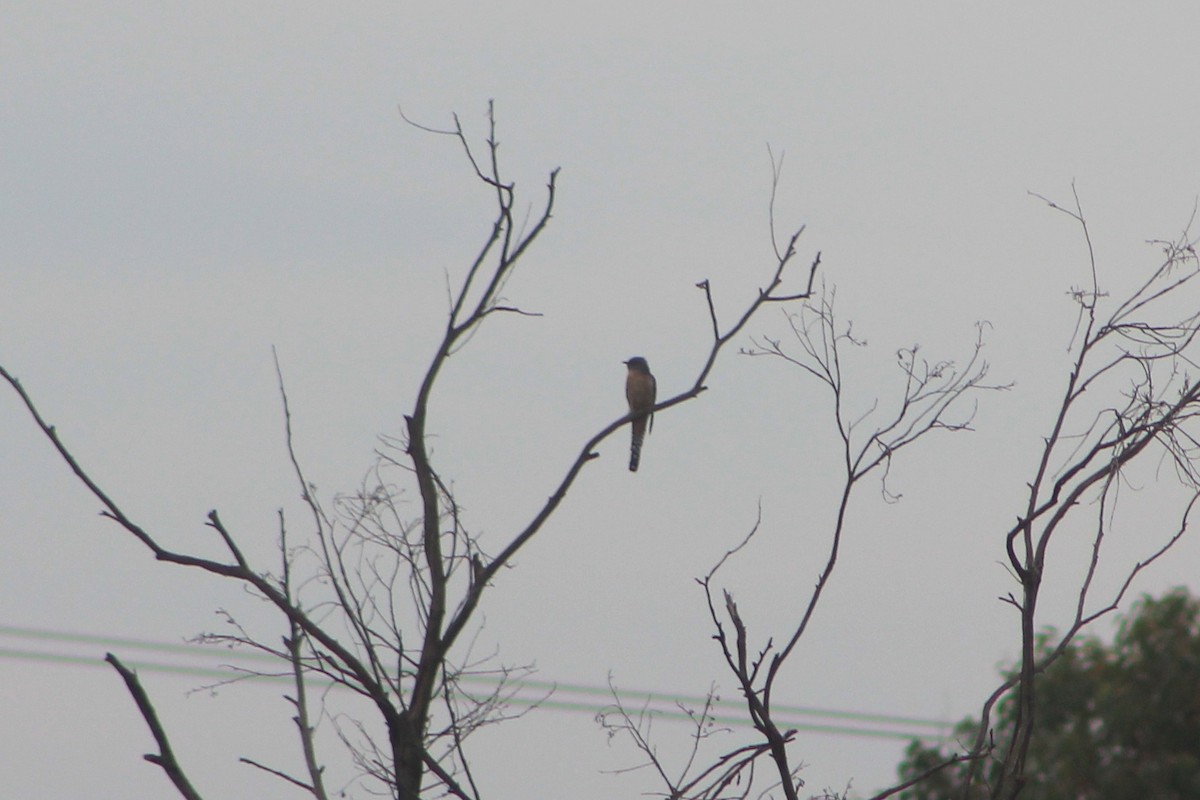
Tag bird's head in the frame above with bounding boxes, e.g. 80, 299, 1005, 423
623, 356, 650, 373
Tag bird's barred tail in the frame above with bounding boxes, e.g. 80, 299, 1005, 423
629, 423, 646, 472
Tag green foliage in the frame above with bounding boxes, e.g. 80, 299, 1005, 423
896, 589, 1200, 799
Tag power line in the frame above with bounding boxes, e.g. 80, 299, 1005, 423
0, 623, 953, 742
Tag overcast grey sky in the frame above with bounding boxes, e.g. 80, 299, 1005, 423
5, 3, 1200, 798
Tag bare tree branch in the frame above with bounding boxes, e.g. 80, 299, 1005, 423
106, 653, 205, 800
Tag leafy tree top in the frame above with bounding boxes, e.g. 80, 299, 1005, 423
897, 588, 1200, 800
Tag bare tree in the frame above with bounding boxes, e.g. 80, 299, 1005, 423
888, 194, 1200, 800
0, 106, 819, 799
596, 289, 1000, 800
978, 191, 1200, 800
594, 149, 1004, 800
702, 293, 1000, 800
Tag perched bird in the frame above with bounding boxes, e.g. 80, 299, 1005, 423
624, 356, 657, 472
